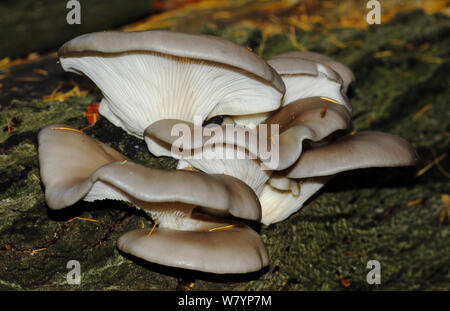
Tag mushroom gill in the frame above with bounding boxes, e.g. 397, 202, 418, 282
38, 124, 268, 274
58, 30, 285, 157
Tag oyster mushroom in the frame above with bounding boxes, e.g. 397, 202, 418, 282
262, 96, 352, 170
58, 30, 285, 157
146, 96, 351, 173
268, 51, 353, 110
275, 51, 355, 92
145, 101, 418, 226
259, 131, 419, 225
286, 131, 420, 178
232, 50, 355, 128
145, 119, 272, 196
38, 124, 268, 274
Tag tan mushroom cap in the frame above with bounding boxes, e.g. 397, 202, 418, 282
145, 120, 271, 196
58, 30, 285, 148
270, 51, 355, 92
58, 30, 284, 93
268, 51, 352, 111
145, 119, 259, 155
268, 55, 341, 82
263, 97, 352, 170
287, 131, 419, 179
38, 124, 128, 208
146, 97, 352, 172
38, 124, 261, 222
117, 219, 269, 274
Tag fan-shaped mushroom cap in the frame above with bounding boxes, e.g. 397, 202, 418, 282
260, 131, 418, 225
38, 124, 128, 208
147, 96, 351, 172
264, 96, 352, 170
268, 51, 352, 110
117, 219, 269, 274
58, 30, 284, 151
38, 124, 261, 222
272, 51, 355, 92
38, 124, 268, 274
145, 119, 271, 195
287, 131, 419, 179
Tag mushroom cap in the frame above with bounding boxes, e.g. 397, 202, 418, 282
146, 96, 352, 173
117, 221, 269, 274
58, 30, 284, 93
145, 120, 271, 196
268, 55, 341, 82
38, 124, 128, 208
263, 96, 352, 170
287, 131, 419, 179
268, 52, 352, 110
266, 174, 300, 196
145, 119, 260, 155
270, 50, 355, 92
38, 124, 261, 222
58, 31, 285, 151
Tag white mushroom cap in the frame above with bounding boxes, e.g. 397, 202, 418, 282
58, 30, 285, 153
144, 95, 352, 193
117, 217, 269, 274
274, 51, 355, 92
268, 51, 352, 111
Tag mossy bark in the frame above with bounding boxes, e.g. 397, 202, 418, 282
0, 8, 449, 290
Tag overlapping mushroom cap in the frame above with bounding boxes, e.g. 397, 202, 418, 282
144, 50, 418, 225
232, 50, 355, 127
268, 51, 354, 109
58, 30, 285, 157
38, 124, 268, 274
144, 95, 352, 195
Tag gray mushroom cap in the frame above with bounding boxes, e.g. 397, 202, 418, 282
38, 124, 268, 274
146, 97, 352, 172
287, 131, 419, 179
268, 51, 352, 110
145, 120, 272, 196
38, 124, 261, 222
270, 50, 355, 92
264, 96, 352, 170
58, 30, 284, 93
58, 30, 285, 156
117, 219, 269, 274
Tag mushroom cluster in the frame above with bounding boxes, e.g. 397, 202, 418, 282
38, 30, 418, 274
